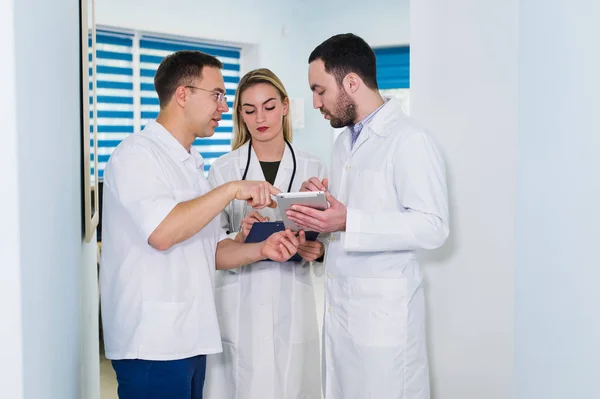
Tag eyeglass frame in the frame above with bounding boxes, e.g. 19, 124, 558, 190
184, 85, 228, 104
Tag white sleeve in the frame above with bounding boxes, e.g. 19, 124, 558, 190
207, 163, 235, 242
344, 132, 449, 252
104, 145, 178, 243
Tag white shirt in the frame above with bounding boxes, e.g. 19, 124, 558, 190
100, 120, 226, 361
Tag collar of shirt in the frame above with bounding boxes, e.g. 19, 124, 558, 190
144, 120, 205, 171
349, 99, 389, 148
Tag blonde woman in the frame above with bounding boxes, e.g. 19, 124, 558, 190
204, 69, 327, 399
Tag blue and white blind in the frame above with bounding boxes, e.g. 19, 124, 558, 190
90, 30, 135, 180
138, 35, 241, 173
374, 46, 410, 89
89, 29, 241, 178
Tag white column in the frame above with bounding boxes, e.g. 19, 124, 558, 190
0, 0, 24, 397
411, 1, 518, 398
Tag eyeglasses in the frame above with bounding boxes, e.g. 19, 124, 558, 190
185, 86, 228, 104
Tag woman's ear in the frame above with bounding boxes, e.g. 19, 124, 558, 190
282, 96, 290, 116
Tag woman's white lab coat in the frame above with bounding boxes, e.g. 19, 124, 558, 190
204, 141, 327, 399
322, 99, 449, 399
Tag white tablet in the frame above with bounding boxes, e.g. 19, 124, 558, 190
276, 191, 328, 231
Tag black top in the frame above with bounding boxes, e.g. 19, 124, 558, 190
259, 161, 281, 186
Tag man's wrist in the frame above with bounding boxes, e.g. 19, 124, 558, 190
224, 181, 239, 200
340, 209, 348, 232
257, 241, 269, 261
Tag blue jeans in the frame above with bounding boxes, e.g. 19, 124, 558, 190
111, 355, 206, 399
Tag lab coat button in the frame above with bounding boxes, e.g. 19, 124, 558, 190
328, 272, 333, 279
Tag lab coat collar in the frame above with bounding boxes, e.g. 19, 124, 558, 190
144, 120, 206, 171
145, 120, 194, 163
365, 97, 405, 138
341, 98, 404, 155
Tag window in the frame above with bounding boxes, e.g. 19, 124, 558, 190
90, 28, 241, 179
90, 30, 134, 181
375, 46, 410, 115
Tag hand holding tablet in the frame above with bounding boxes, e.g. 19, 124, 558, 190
275, 191, 328, 231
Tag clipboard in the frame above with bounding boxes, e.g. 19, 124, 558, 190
244, 222, 319, 262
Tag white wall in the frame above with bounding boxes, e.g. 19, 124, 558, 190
411, 1, 517, 398
0, 0, 24, 397
96, 0, 409, 168
516, 1, 600, 398
0, 0, 100, 398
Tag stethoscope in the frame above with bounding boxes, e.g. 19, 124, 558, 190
230, 138, 297, 233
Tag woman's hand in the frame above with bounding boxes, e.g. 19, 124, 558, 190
237, 211, 269, 242
260, 230, 306, 262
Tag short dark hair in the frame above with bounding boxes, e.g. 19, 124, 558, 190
154, 50, 223, 108
308, 33, 378, 90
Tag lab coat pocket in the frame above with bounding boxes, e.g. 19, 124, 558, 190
139, 300, 198, 355
294, 261, 313, 286
214, 283, 240, 345
347, 277, 407, 347
291, 277, 319, 344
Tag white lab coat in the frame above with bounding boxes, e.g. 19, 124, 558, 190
204, 141, 327, 399
322, 99, 449, 399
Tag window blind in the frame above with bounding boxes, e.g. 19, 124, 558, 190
374, 46, 410, 89
89, 30, 135, 180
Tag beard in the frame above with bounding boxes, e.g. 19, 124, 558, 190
321, 89, 357, 128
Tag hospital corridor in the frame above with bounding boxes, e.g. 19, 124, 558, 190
2, 0, 600, 398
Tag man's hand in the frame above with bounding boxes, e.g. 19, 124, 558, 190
298, 239, 325, 262
229, 180, 280, 209
286, 192, 347, 233
236, 211, 269, 242
260, 230, 306, 262
300, 177, 329, 192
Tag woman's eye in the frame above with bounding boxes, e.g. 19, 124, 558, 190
244, 110, 255, 115
265, 107, 275, 111
318, 91, 325, 96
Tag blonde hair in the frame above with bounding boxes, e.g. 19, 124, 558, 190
231, 68, 293, 150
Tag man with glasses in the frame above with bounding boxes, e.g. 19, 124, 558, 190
100, 50, 303, 399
